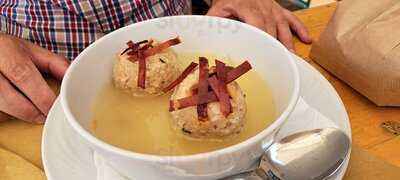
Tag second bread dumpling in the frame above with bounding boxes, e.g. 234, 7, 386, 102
170, 67, 247, 138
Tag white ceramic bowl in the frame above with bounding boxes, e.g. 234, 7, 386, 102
60, 15, 300, 180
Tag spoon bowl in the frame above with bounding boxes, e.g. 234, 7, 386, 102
223, 128, 351, 180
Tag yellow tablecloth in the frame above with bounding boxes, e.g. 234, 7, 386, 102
0, 78, 58, 180
0, 145, 45, 180
0, 120, 43, 169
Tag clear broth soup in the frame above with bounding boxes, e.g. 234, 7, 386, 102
91, 53, 275, 155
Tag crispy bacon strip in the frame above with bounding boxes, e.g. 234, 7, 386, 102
197, 57, 209, 120
126, 40, 135, 47
169, 60, 253, 112
125, 41, 149, 63
137, 51, 146, 88
208, 76, 221, 97
129, 40, 148, 48
121, 41, 135, 55
163, 62, 198, 93
127, 55, 139, 63
169, 92, 218, 112
138, 39, 153, 51
121, 48, 130, 55
122, 40, 149, 55
123, 38, 181, 89
226, 61, 252, 83
127, 50, 138, 56
128, 40, 148, 47
211, 60, 231, 116
126, 40, 154, 63
226, 66, 234, 72
127, 40, 152, 55
216, 60, 229, 82
143, 37, 181, 58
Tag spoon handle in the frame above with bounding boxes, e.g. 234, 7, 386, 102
220, 168, 280, 180
220, 169, 267, 180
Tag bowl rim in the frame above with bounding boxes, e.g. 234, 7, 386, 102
60, 15, 300, 163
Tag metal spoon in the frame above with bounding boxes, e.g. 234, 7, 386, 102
222, 128, 351, 180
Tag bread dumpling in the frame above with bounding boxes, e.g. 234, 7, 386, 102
168, 59, 252, 139
113, 38, 181, 96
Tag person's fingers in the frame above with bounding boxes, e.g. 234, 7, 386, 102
283, 10, 312, 44
259, 1, 277, 38
0, 38, 56, 115
0, 73, 45, 124
245, 15, 269, 34
207, 0, 278, 38
237, 4, 276, 37
206, 3, 232, 17
268, 2, 293, 50
21, 40, 69, 81
277, 21, 295, 52
263, 17, 277, 38
208, 0, 269, 33
233, 8, 269, 34
0, 111, 11, 122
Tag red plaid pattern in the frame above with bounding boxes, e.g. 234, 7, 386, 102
0, 0, 190, 60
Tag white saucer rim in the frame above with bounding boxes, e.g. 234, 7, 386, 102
293, 55, 351, 180
294, 55, 351, 137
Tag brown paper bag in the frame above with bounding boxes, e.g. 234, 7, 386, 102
310, 0, 400, 106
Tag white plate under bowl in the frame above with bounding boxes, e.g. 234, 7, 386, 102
42, 54, 351, 180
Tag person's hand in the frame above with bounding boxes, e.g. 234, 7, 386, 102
207, 0, 312, 52
0, 33, 69, 124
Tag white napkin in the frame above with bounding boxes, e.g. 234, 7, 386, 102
93, 97, 338, 180
275, 97, 337, 140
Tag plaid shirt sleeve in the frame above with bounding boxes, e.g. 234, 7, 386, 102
0, 0, 190, 60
